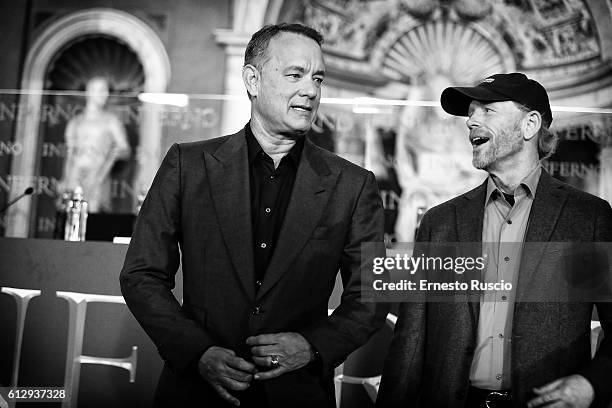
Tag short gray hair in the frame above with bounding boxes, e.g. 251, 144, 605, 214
244, 23, 323, 70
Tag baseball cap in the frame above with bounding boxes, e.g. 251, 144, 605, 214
440, 73, 552, 127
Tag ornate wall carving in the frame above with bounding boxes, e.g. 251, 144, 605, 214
292, 0, 608, 90
278, 0, 612, 242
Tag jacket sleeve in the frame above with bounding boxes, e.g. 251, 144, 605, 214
578, 199, 612, 406
119, 143, 215, 375
375, 211, 433, 408
298, 171, 390, 374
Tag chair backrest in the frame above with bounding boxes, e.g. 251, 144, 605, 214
328, 310, 396, 407
591, 320, 603, 358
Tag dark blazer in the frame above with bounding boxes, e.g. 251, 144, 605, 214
120, 127, 388, 407
377, 170, 612, 408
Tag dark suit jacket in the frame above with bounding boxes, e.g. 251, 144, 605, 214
377, 170, 612, 408
120, 127, 389, 407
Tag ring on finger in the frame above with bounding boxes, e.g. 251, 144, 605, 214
270, 355, 280, 368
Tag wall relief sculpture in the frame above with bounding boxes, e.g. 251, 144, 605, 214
287, 0, 611, 242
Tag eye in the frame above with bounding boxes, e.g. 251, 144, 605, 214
287, 73, 301, 80
314, 77, 324, 86
485, 107, 494, 113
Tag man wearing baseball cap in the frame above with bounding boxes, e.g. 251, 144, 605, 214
377, 73, 612, 408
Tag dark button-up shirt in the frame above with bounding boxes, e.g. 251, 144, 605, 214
246, 124, 304, 288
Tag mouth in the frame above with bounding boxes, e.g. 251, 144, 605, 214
470, 136, 490, 147
290, 105, 312, 113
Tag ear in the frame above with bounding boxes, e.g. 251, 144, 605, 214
242, 64, 260, 98
523, 110, 541, 141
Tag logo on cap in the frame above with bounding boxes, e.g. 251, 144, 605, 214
482, 78, 495, 83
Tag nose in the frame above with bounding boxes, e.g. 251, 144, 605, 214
466, 112, 479, 130
300, 79, 318, 99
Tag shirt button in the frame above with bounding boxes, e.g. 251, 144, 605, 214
501, 295, 507, 301
265, 207, 271, 213
507, 219, 512, 224
269, 175, 276, 180
260, 243, 267, 249
252, 306, 262, 315
498, 333, 504, 338
496, 374, 502, 381
504, 256, 510, 262
255, 280, 263, 287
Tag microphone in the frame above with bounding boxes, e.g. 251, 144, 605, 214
0, 187, 35, 215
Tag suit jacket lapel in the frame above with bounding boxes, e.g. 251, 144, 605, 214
455, 180, 487, 333
516, 170, 568, 301
204, 129, 255, 299
456, 182, 487, 243
257, 139, 335, 299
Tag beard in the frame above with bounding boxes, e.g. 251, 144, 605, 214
472, 122, 524, 170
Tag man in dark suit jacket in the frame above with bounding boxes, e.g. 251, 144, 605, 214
120, 23, 388, 407
377, 73, 612, 408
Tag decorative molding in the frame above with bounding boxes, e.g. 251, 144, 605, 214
213, 29, 252, 50
295, 0, 607, 92
372, 18, 515, 84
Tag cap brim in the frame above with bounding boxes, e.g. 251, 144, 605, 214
440, 86, 510, 117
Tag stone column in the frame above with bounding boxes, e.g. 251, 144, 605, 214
213, 0, 272, 134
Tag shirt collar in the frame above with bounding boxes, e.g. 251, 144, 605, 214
245, 122, 304, 167
245, 123, 262, 164
486, 164, 542, 203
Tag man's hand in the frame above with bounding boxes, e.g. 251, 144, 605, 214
246, 332, 314, 380
198, 346, 257, 406
527, 375, 594, 408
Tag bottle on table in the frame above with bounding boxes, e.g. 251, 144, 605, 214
64, 186, 88, 241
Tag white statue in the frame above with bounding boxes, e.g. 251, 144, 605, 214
61, 77, 130, 212
393, 74, 486, 241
